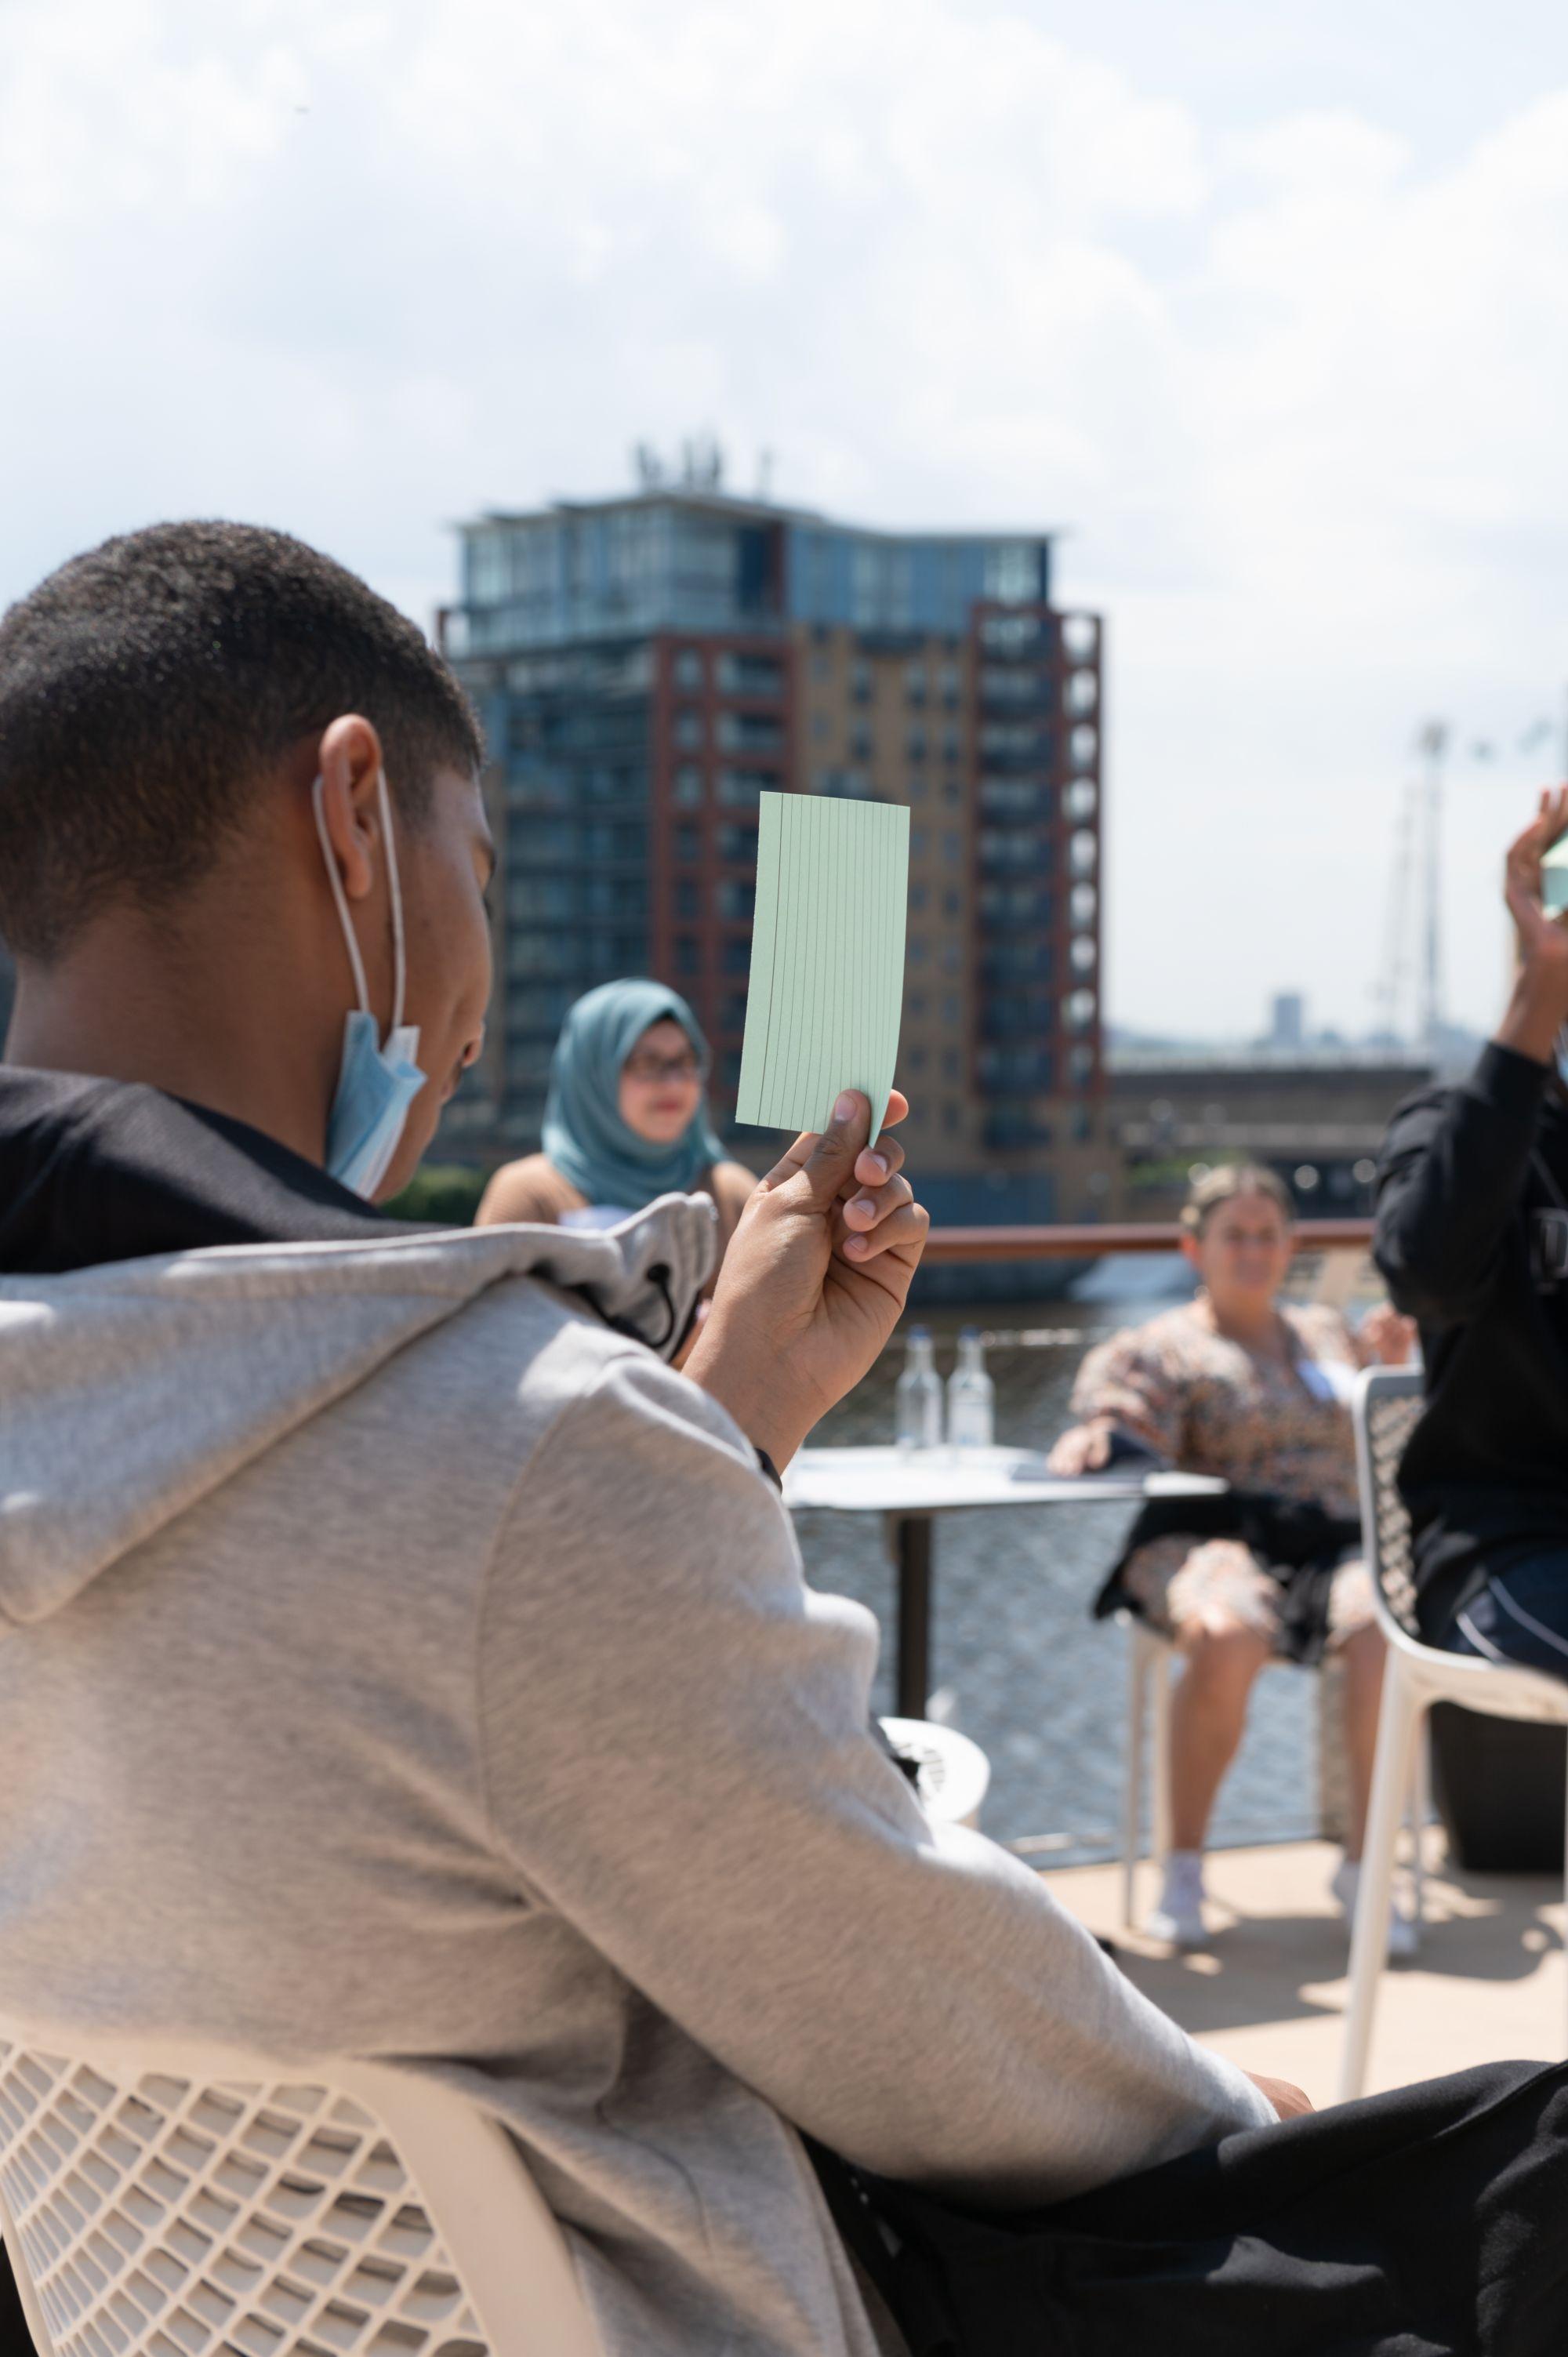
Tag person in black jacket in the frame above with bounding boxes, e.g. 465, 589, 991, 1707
1374, 786, 1568, 1665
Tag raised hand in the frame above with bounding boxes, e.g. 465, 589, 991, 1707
1497, 786, 1568, 1066
684, 1090, 929, 1468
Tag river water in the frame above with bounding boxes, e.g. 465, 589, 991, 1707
793, 1276, 1319, 1863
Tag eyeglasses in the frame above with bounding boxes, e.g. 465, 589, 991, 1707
623, 1050, 707, 1084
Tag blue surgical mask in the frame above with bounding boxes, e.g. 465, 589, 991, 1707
312, 769, 426, 1199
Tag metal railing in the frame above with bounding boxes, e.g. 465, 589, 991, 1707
921, 1218, 1375, 1265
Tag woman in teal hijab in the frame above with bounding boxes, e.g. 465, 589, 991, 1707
477, 980, 757, 1261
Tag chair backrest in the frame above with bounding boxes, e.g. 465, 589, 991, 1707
0, 2019, 604, 2357
1351, 1365, 1425, 1642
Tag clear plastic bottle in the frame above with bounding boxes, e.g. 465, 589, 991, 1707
946, 1327, 996, 1447
895, 1326, 943, 1450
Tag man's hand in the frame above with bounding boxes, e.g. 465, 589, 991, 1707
684, 1090, 929, 1468
1047, 1421, 1115, 1475
1357, 1301, 1417, 1367
1497, 786, 1568, 1067
1244, 2071, 1315, 2123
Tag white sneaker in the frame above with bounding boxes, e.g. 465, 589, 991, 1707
1145, 1852, 1209, 1947
1333, 1858, 1420, 1959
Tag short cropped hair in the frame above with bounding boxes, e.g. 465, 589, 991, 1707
0, 521, 484, 958
1180, 1161, 1295, 1237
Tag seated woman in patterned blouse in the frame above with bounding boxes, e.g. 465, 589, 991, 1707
1049, 1164, 1414, 1950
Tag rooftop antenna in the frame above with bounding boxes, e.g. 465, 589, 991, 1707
632, 441, 664, 490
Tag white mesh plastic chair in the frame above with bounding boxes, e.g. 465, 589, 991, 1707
0, 2019, 603, 2357
1339, 1365, 1568, 2099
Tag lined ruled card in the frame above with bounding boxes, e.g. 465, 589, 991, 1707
1544, 833, 1568, 914
735, 792, 909, 1145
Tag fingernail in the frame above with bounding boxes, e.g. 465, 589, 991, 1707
844, 1234, 869, 1257
864, 1152, 888, 1178
851, 1194, 877, 1218
833, 1091, 857, 1124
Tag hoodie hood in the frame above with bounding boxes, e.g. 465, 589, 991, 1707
0, 1069, 717, 1626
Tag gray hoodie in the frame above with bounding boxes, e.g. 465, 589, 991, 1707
0, 1201, 1272, 2355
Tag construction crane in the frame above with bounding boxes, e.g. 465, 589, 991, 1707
1375, 721, 1449, 1055
1375, 699, 1567, 1055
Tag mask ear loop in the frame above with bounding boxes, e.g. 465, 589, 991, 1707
311, 770, 406, 1039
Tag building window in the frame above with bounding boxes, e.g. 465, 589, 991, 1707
722, 935, 751, 974
907, 726, 927, 762
672, 764, 704, 807
718, 823, 758, 865
719, 769, 771, 808
942, 830, 962, 865
910, 828, 928, 859
674, 823, 701, 865
673, 708, 704, 749
942, 779, 963, 806
904, 662, 927, 704
811, 649, 832, 682
1065, 779, 1098, 819
675, 935, 701, 975
909, 882, 929, 913
943, 889, 961, 918
812, 712, 832, 743
717, 710, 783, 754
938, 664, 960, 708
942, 728, 960, 763
717, 652, 784, 698
851, 660, 873, 704
676, 878, 700, 918
716, 879, 756, 922
909, 938, 929, 966
851, 725, 873, 762
906, 1045, 928, 1072
673, 649, 705, 689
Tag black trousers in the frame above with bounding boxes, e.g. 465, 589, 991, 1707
813, 2060, 1568, 2355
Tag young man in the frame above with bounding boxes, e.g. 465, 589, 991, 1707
0, 525, 1564, 2357
1375, 787, 1568, 1664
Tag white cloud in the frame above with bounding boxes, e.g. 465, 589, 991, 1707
1, 0, 1566, 1038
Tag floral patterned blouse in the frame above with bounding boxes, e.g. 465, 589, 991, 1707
1069, 1298, 1369, 1520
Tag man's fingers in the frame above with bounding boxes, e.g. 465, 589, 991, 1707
851, 1132, 905, 1191
842, 1172, 914, 1231
840, 1200, 929, 1263
757, 1091, 898, 1203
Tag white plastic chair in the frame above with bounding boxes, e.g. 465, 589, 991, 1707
880, 1716, 991, 1829
0, 2017, 604, 2357
1339, 1365, 1568, 2100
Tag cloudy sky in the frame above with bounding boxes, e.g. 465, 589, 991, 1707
4, 0, 1567, 1043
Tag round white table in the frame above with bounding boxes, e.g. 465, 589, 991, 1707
784, 1444, 1227, 1716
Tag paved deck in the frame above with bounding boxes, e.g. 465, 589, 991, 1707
1040, 1837, 1565, 2107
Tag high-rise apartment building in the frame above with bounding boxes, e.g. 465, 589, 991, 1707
438, 474, 1106, 1229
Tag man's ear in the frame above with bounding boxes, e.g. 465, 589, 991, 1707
1178, 1230, 1201, 1276
314, 715, 386, 905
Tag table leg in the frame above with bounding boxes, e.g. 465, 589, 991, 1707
893, 1515, 934, 1720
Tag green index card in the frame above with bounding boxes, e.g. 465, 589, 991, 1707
1544, 832, 1568, 915
735, 791, 909, 1146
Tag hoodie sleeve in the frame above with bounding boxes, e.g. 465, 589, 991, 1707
1374, 1043, 1548, 1328
474, 1351, 1273, 2205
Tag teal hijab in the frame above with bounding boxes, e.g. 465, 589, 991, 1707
543, 979, 726, 1211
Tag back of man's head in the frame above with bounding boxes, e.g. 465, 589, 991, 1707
0, 521, 483, 961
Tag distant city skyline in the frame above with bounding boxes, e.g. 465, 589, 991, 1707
3, 0, 1567, 1044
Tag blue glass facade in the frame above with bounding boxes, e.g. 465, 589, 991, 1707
448, 495, 1053, 655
